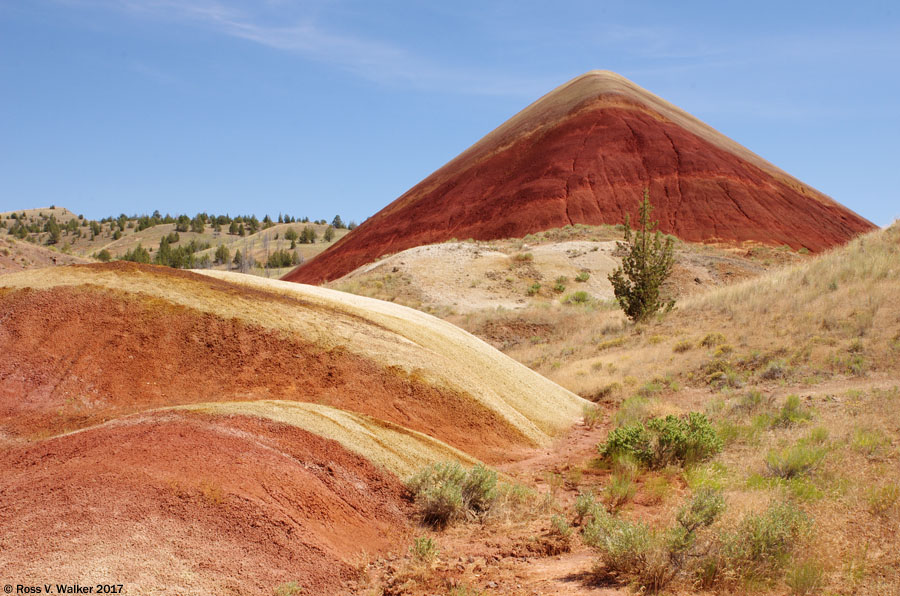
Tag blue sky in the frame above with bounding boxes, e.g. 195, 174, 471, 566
1, 1, 898, 225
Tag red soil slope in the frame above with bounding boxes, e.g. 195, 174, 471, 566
0, 411, 410, 594
0, 280, 525, 461
284, 71, 875, 284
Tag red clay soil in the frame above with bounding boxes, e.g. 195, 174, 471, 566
0, 411, 411, 594
0, 283, 526, 461
284, 73, 875, 284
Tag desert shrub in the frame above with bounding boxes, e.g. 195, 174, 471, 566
720, 501, 811, 581
599, 412, 722, 469
714, 344, 734, 357
831, 349, 867, 376
526, 282, 541, 296
574, 490, 601, 524
771, 395, 813, 428
677, 488, 726, 535
785, 559, 824, 595
550, 514, 572, 538
700, 332, 727, 348
765, 444, 826, 479
605, 471, 636, 511
408, 462, 498, 528
564, 290, 591, 304
729, 390, 771, 419
575, 271, 590, 282
552, 275, 567, 293
583, 510, 674, 592
513, 251, 533, 262
673, 339, 693, 353
582, 404, 602, 429
95, 248, 111, 262
584, 489, 724, 593
596, 336, 627, 351
760, 359, 788, 380
410, 536, 438, 563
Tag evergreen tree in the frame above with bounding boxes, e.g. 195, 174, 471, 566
607, 190, 675, 322
45, 216, 61, 244
122, 244, 151, 264
323, 225, 335, 242
214, 244, 230, 265
300, 225, 317, 244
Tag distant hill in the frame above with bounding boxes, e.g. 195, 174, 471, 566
0, 207, 351, 276
284, 70, 875, 284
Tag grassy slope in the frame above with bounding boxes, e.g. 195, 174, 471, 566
436, 223, 900, 594
0, 208, 348, 274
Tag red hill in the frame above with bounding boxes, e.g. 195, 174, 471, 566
284, 70, 875, 285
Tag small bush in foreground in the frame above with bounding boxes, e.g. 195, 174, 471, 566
582, 404, 602, 428
599, 412, 722, 469
575, 490, 601, 525
604, 471, 636, 511
673, 339, 693, 353
575, 271, 590, 282
513, 251, 533, 262
765, 444, 826, 479
584, 509, 673, 591
564, 290, 591, 304
583, 489, 725, 593
771, 395, 813, 428
408, 463, 498, 528
410, 536, 438, 564
721, 500, 810, 581
700, 332, 727, 348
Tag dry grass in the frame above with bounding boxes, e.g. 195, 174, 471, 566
446, 223, 899, 593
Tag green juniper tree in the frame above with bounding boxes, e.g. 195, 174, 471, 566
608, 189, 675, 322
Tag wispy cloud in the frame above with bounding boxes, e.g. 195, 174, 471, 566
73, 0, 553, 97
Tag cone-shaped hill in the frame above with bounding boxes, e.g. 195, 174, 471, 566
284, 70, 875, 284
